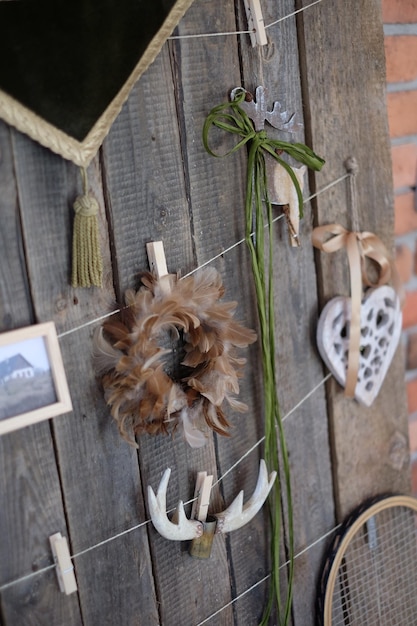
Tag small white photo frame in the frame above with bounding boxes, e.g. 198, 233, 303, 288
0, 322, 72, 435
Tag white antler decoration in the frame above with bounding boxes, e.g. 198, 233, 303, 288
147, 460, 276, 542
147, 468, 204, 541
214, 459, 276, 533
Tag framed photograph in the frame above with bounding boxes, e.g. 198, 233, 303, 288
0, 322, 72, 435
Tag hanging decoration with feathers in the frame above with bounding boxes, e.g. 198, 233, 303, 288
93, 267, 256, 448
203, 87, 325, 626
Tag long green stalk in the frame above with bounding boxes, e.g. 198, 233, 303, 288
203, 92, 324, 625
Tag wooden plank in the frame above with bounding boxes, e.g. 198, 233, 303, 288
101, 32, 234, 624
0, 3, 406, 625
11, 129, 158, 625
0, 124, 31, 330
0, 121, 82, 625
167, 0, 278, 622
101, 48, 195, 296
231, 1, 336, 623
298, 0, 410, 521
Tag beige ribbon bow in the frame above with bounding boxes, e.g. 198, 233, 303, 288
312, 224, 402, 397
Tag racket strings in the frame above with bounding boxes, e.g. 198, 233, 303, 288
331, 506, 417, 625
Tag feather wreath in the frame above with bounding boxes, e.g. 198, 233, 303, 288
93, 268, 257, 448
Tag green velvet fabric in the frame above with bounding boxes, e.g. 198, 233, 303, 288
0, 0, 177, 141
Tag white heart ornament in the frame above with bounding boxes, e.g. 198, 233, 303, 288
317, 286, 402, 407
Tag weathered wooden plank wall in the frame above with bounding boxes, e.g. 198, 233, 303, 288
0, 1, 410, 625
298, 0, 411, 520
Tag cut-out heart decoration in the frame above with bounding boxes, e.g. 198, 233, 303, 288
317, 286, 402, 407
0, 0, 194, 166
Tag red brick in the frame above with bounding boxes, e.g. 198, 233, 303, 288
407, 331, 417, 369
394, 192, 417, 235
392, 144, 417, 189
385, 36, 417, 83
410, 417, 417, 453
387, 91, 417, 138
412, 458, 417, 497
395, 243, 413, 283
402, 289, 417, 328
407, 377, 417, 413
383, 0, 417, 23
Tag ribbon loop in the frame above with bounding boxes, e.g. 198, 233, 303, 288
312, 224, 401, 398
203, 94, 325, 224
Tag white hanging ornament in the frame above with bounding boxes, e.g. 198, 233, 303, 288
266, 160, 307, 247
312, 156, 404, 407
317, 285, 402, 407
229, 85, 308, 246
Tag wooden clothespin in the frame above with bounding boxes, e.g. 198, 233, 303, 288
189, 472, 216, 559
243, 0, 267, 46
146, 241, 169, 279
146, 241, 176, 293
266, 161, 307, 247
190, 471, 213, 523
49, 532, 78, 595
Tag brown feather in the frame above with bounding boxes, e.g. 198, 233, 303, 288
95, 267, 256, 446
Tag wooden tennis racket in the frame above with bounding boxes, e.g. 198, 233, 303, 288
317, 494, 417, 625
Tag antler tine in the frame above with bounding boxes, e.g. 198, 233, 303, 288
147, 468, 203, 541
215, 460, 277, 534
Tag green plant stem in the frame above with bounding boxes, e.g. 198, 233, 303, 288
203, 92, 324, 625
246, 140, 293, 626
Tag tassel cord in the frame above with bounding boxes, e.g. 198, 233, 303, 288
71, 167, 103, 288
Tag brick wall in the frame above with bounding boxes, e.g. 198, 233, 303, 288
383, 0, 417, 495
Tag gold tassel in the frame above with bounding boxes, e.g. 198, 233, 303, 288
71, 168, 103, 288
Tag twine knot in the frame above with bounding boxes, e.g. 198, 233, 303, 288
344, 156, 359, 176
73, 194, 99, 217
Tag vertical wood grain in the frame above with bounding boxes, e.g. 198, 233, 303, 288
298, 0, 410, 520
169, 4, 271, 625
101, 11, 236, 621
0, 1, 411, 625
10, 129, 158, 625
170, 0, 296, 622
233, 1, 336, 623
0, 121, 82, 625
